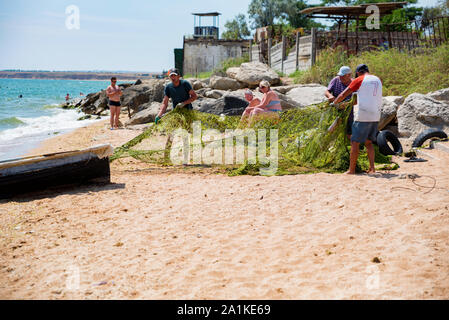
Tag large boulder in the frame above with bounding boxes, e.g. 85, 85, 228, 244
205, 89, 226, 99
272, 85, 303, 95
226, 62, 280, 88
286, 84, 327, 107
226, 67, 240, 79
80, 90, 108, 115
192, 80, 205, 90
198, 96, 249, 116
397, 92, 449, 139
427, 88, 449, 102
378, 96, 404, 130
209, 76, 244, 91
192, 98, 218, 111
92, 93, 108, 115
121, 79, 165, 115
125, 102, 162, 126
79, 91, 101, 114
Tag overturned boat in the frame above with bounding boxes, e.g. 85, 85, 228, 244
0, 144, 113, 198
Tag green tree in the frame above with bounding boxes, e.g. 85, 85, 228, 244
282, 0, 324, 29
248, 0, 322, 29
248, 0, 287, 29
222, 14, 251, 40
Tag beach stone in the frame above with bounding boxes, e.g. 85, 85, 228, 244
379, 96, 404, 130
192, 80, 204, 90
195, 88, 210, 98
121, 79, 165, 115
272, 84, 303, 94
119, 83, 133, 89
286, 84, 327, 107
93, 93, 108, 115
209, 76, 244, 91
226, 62, 280, 88
134, 79, 143, 85
192, 98, 217, 111
205, 89, 225, 99
226, 67, 240, 79
397, 92, 449, 139
79, 91, 102, 114
427, 88, 449, 102
198, 96, 248, 116
125, 102, 161, 125
276, 92, 300, 110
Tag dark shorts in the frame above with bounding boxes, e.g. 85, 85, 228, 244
351, 121, 379, 144
109, 100, 121, 107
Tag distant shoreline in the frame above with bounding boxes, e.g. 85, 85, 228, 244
0, 71, 160, 81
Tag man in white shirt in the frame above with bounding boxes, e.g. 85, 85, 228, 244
333, 64, 382, 175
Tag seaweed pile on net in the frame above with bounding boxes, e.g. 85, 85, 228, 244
111, 100, 394, 175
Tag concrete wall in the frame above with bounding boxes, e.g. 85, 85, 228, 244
183, 39, 250, 76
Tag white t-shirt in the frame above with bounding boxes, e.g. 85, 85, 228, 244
348, 74, 382, 122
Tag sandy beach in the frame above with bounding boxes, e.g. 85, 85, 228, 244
1, 119, 448, 300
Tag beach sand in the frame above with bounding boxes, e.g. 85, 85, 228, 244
1, 119, 448, 300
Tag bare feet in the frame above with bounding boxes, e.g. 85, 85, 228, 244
367, 169, 376, 175
345, 170, 356, 175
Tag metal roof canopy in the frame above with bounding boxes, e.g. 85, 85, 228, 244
300, 2, 409, 55
300, 2, 408, 20
192, 12, 221, 17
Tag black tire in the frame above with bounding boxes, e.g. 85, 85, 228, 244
377, 130, 403, 156
412, 128, 448, 148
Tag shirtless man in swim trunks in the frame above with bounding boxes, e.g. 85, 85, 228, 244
106, 77, 123, 130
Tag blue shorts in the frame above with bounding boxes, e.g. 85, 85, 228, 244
351, 121, 379, 143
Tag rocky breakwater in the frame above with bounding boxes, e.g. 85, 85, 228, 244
65, 62, 449, 144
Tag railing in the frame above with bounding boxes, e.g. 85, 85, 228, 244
249, 16, 449, 74
316, 16, 449, 54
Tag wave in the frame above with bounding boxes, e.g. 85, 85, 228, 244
0, 117, 25, 126
43, 104, 61, 109
0, 109, 106, 142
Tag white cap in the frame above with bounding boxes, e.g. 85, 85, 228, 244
337, 66, 351, 76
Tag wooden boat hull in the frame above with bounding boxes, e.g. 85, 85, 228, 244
0, 144, 113, 198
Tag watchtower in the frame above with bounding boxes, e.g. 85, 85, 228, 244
192, 12, 221, 39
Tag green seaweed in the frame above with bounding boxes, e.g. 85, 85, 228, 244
111, 100, 394, 176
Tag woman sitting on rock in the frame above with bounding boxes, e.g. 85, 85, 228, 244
240, 89, 261, 125
247, 80, 282, 125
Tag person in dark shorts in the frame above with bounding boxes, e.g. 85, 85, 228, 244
333, 64, 383, 174
155, 68, 198, 124
106, 77, 123, 130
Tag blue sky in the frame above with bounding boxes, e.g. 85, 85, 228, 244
0, 0, 442, 72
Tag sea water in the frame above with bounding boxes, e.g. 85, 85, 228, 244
0, 78, 115, 161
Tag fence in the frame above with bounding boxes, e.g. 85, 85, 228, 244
249, 16, 449, 75
249, 29, 316, 75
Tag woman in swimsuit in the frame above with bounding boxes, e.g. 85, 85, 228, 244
248, 80, 282, 125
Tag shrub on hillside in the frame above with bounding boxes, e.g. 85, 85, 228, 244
292, 44, 449, 96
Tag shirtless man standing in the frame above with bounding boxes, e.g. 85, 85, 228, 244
106, 77, 123, 130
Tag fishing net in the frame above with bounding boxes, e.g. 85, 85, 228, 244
111, 99, 396, 176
